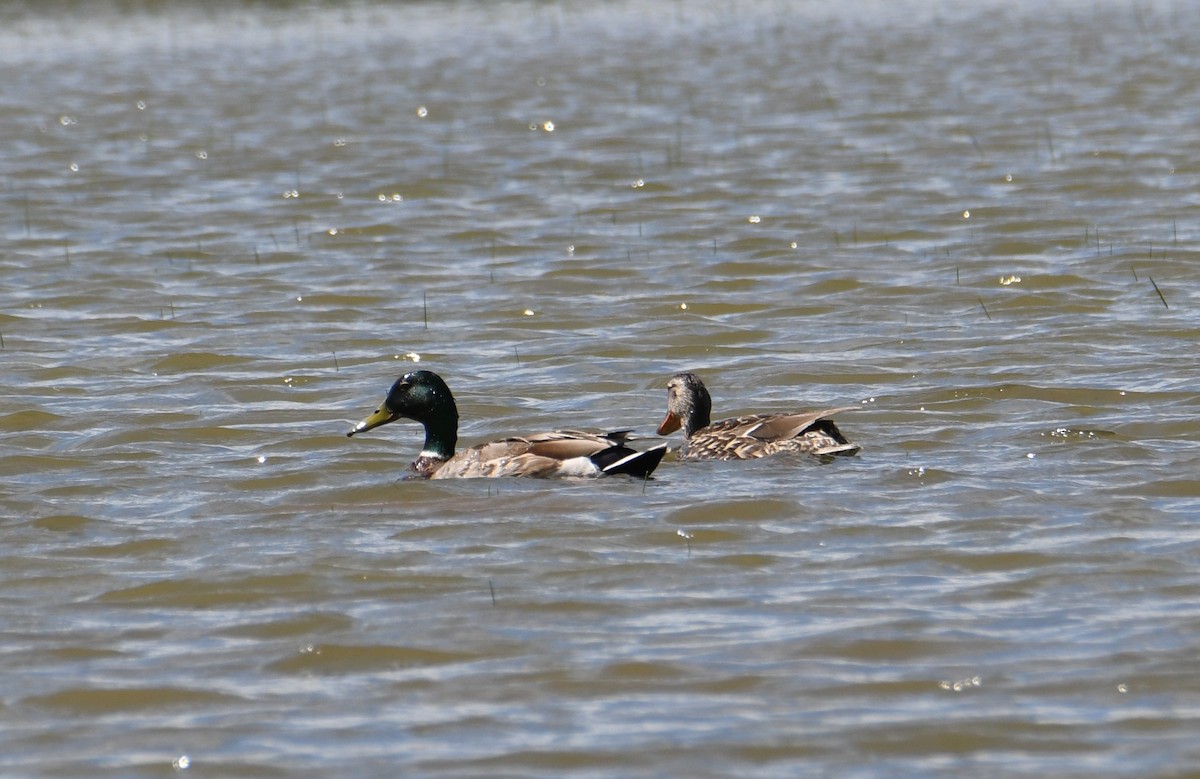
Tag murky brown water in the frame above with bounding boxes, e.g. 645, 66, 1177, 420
3, 0, 1200, 776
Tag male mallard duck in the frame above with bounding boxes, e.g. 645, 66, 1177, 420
656, 372, 860, 460
347, 370, 667, 479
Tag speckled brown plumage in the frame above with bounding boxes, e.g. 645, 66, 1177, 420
657, 372, 860, 461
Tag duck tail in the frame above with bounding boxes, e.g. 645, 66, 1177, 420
597, 443, 668, 478
813, 442, 862, 457
809, 420, 861, 457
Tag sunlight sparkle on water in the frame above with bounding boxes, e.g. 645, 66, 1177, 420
939, 676, 981, 692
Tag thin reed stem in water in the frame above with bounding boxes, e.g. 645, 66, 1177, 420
1149, 276, 1169, 309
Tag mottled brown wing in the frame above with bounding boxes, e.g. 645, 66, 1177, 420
682, 407, 860, 460
523, 430, 623, 458
743, 406, 859, 442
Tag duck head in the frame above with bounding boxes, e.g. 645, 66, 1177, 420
657, 372, 712, 438
347, 370, 459, 443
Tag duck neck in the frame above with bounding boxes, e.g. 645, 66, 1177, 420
684, 393, 711, 438
417, 389, 459, 461
683, 414, 707, 438
419, 411, 458, 461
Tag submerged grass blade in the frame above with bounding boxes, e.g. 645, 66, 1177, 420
1149, 276, 1169, 309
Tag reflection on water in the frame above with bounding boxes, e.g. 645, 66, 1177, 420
3, 0, 1200, 776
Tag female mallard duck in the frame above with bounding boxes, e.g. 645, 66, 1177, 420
656, 372, 860, 460
347, 370, 667, 479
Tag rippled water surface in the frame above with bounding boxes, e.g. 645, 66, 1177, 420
4, 0, 1200, 776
